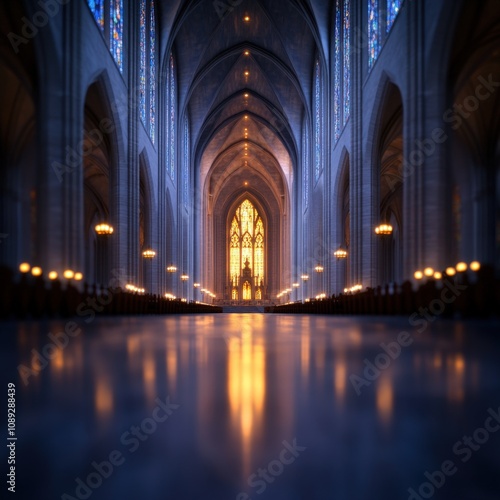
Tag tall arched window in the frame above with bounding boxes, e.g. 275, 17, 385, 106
139, 0, 156, 143
88, 0, 104, 29
334, 1, 342, 142
314, 59, 322, 182
387, 0, 403, 33
368, 0, 380, 69
86, 0, 124, 72
303, 125, 309, 211
149, 0, 156, 141
229, 200, 265, 285
183, 119, 190, 208
110, 0, 124, 72
343, 0, 350, 125
167, 54, 176, 181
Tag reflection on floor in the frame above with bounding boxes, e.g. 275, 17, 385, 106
2, 314, 500, 500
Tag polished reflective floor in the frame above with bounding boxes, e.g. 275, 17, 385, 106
2, 314, 500, 500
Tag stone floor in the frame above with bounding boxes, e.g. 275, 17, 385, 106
2, 314, 500, 500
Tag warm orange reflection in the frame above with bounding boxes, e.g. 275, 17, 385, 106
227, 320, 266, 475
376, 376, 393, 425
334, 358, 347, 402
95, 379, 113, 418
166, 339, 178, 394
52, 348, 64, 371
143, 352, 156, 404
301, 331, 310, 378
446, 353, 465, 403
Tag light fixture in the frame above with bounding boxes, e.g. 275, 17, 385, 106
19, 263, 31, 273
194, 283, 200, 287
167, 264, 177, 273
445, 267, 456, 276
63, 269, 74, 279
74, 272, 83, 281
375, 224, 393, 235
243, 15, 250, 22
142, 249, 156, 259
314, 265, 324, 273
292, 283, 300, 288
301, 274, 309, 281
470, 261, 481, 272
414, 271, 423, 280
244, 71, 249, 77
95, 223, 114, 235
433, 272, 442, 280
334, 247, 348, 259
244, 50, 250, 56
48, 271, 58, 280
456, 262, 468, 273
424, 267, 434, 277
244, 93, 249, 98
31, 266, 42, 277
180, 274, 189, 281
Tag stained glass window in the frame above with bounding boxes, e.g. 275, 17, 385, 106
168, 54, 176, 181
149, 0, 156, 142
110, 0, 123, 72
87, 0, 105, 30
334, 1, 341, 142
314, 60, 321, 182
368, 0, 380, 69
387, 0, 403, 32
303, 126, 309, 211
139, 0, 147, 125
229, 200, 265, 285
343, 0, 350, 125
183, 119, 189, 207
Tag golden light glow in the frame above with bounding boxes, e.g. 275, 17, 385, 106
48, 271, 58, 280
229, 199, 264, 299
74, 272, 83, 281
434, 272, 442, 280
334, 247, 347, 259
301, 274, 309, 281
244, 50, 250, 56
244, 93, 249, 98
414, 271, 423, 280
31, 267, 42, 277
63, 269, 74, 279
424, 267, 434, 277
375, 224, 393, 235
167, 265, 177, 273
456, 262, 468, 272
470, 261, 481, 272
243, 15, 250, 22
314, 265, 324, 273
446, 267, 456, 276
142, 249, 156, 259
244, 71, 249, 77
19, 263, 30, 273
95, 379, 113, 418
95, 223, 114, 235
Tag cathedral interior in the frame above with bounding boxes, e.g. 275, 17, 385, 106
1, 1, 499, 499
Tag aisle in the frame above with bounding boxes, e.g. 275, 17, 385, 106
2, 315, 500, 500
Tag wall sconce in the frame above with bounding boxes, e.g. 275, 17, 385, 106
375, 224, 393, 235
142, 249, 156, 259
95, 223, 114, 235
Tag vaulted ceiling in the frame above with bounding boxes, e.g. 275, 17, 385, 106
159, 0, 332, 190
